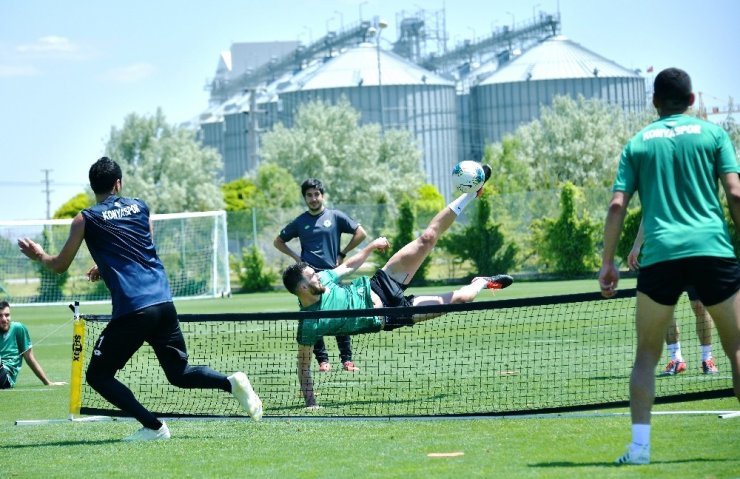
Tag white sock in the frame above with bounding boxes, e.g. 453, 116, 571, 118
448, 192, 476, 216
470, 277, 488, 293
631, 424, 650, 448
701, 345, 712, 361
666, 342, 683, 362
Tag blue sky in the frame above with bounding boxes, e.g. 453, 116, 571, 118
1, 0, 738, 221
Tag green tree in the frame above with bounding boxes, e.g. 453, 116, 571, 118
515, 95, 653, 189
222, 178, 259, 212
531, 182, 600, 275
485, 138, 532, 194
415, 183, 445, 227
439, 188, 518, 277
721, 108, 740, 153
53, 192, 93, 219
232, 246, 277, 292
105, 108, 224, 213
260, 98, 423, 209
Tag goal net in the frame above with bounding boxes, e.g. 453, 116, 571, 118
0, 210, 230, 304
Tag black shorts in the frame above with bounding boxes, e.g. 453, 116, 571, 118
86, 301, 188, 376
0, 364, 11, 389
370, 269, 416, 331
684, 285, 698, 302
637, 256, 740, 306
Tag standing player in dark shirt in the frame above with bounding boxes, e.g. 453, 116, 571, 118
18, 157, 262, 441
274, 178, 367, 372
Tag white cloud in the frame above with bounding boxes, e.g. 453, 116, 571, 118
0, 65, 39, 77
17, 36, 79, 55
101, 63, 157, 83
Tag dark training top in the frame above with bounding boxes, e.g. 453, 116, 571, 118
279, 208, 359, 271
81, 196, 171, 319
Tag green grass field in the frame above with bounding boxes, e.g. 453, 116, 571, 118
2, 278, 739, 479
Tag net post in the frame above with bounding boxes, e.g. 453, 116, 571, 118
68, 301, 85, 418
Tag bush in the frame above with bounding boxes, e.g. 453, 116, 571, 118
531, 182, 599, 276
233, 246, 277, 292
439, 189, 518, 278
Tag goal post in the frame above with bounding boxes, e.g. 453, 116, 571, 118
0, 210, 231, 305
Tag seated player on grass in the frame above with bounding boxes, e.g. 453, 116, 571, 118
0, 300, 67, 389
282, 166, 513, 408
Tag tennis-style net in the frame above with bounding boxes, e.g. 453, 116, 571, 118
69, 289, 733, 418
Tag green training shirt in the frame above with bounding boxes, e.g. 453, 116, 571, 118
613, 114, 740, 267
1, 322, 32, 387
296, 270, 382, 345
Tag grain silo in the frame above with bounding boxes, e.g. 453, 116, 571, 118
469, 35, 645, 157
278, 43, 459, 198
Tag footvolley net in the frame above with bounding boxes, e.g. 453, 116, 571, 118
68, 289, 733, 418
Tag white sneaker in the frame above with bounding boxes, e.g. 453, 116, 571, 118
615, 443, 650, 465
122, 422, 171, 442
228, 372, 263, 421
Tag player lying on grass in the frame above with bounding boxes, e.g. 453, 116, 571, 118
282, 166, 513, 408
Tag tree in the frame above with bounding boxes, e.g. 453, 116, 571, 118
439, 188, 518, 278
415, 183, 445, 228
232, 246, 277, 292
484, 138, 532, 194
53, 192, 93, 219
221, 164, 301, 253
530, 182, 600, 276
260, 98, 423, 209
105, 108, 224, 213
514, 95, 653, 189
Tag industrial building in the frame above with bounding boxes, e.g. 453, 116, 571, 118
195, 9, 646, 199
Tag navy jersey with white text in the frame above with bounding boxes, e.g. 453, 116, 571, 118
81, 196, 171, 319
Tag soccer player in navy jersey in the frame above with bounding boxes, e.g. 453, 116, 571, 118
18, 157, 262, 441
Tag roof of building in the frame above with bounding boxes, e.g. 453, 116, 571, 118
477, 35, 641, 85
284, 43, 453, 92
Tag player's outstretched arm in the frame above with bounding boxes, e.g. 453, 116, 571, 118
333, 237, 390, 279
18, 214, 86, 274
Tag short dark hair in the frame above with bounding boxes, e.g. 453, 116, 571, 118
654, 68, 692, 111
0, 300, 9, 310
301, 178, 324, 197
89, 157, 122, 194
282, 262, 310, 294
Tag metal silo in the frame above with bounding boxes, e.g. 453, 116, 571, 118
278, 43, 459, 199
470, 35, 646, 156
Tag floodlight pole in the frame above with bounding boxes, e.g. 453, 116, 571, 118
373, 18, 388, 134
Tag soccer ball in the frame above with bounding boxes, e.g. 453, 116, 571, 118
451, 161, 485, 194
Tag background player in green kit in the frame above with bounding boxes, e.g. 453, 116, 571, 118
282, 168, 513, 408
0, 300, 67, 389
599, 68, 740, 465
